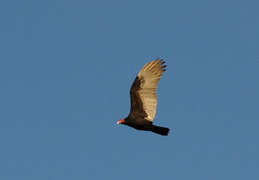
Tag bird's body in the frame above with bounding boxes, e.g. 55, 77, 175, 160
117, 59, 170, 136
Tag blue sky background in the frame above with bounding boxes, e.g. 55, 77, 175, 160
1, 1, 259, 179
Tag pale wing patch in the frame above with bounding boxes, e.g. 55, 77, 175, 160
137, 59, 165, 121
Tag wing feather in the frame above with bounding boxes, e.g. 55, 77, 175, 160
129, 59, 166, 121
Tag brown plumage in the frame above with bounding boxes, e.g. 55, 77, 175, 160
117, 59, 170, 136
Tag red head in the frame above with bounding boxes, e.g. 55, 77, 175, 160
117, 119, 125, 124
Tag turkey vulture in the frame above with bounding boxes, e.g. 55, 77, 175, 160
117, 59, 170, 136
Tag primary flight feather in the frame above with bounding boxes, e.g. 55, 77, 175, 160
117, 58, 170, 136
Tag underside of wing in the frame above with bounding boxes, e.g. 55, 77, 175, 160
129, 59, 166, 121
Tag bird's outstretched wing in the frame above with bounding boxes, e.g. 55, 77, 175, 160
129, 59, 166, 121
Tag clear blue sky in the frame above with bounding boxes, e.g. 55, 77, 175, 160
1, 1, 258, 179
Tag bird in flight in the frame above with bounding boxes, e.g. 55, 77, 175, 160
117, 59, 170, 136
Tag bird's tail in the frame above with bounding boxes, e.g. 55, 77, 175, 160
151, 125, 170, 136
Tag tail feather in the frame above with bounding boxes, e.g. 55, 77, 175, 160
151, 125, 170, 136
